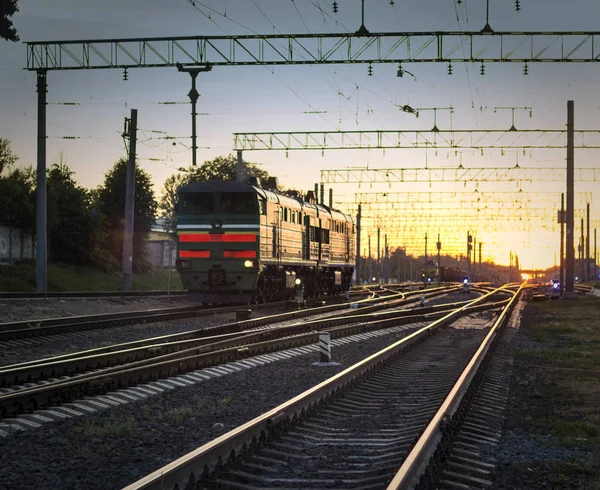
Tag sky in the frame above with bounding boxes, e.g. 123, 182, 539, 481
2, 0, 600, 270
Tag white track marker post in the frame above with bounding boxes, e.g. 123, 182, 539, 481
318, 332, 332, 363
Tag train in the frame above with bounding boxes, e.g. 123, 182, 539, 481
420, 261, 467, 284
175, 178, 355, 304
421, 260, 438, 283
439, 266, 467, 283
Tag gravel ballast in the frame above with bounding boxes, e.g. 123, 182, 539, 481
0, 312, 492, 490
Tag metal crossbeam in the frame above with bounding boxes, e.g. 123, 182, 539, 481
233, 129, 600, 150
320, 167, 600, 183
26, 31, 600, 70
350, 191, 593, 204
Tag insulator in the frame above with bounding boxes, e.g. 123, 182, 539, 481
332, 1, 338, 13
447, 62, 453, 75
397, 63, 404, 77
515, 0, 521, 11
367, 63, 373, 76
480, 62, 485, 76
523, 62, 529, 75
123, 68, 128, 81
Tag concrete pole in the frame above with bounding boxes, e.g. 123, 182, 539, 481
122, 108, 137, 292
565, 100, 575, 295
384, 234, 388, 284
377, 228, 381, 284
424, 232, 428, 287
329, 188, 333, 208
586, 202, 590, 282
320, 184, 325, 207
368, 235, 372, 283
36, 70, 48, 293
436, 234, 441, 286
560, 193, 565, 294
580, 217, 584, 281
236, 150, 244, 183
355, 205, 361, 286
595, 228, 597, 280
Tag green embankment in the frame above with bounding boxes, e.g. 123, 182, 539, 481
0, 262, 184, 292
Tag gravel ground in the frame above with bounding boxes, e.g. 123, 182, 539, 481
0, 313, 490, 490
489, 302, 599, 489
0, 297, 193, 323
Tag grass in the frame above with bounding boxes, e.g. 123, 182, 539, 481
507, 296, 600, 487
0, 261, 183, 292
76, 416, 138, 439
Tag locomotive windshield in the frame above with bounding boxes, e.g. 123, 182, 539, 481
219, 193, 258, 214
179, 193, 214, 214
178, 192, 258, 215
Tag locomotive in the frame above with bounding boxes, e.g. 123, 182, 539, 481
175, 179, 355, 304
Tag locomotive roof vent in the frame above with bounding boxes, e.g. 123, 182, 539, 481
265, 176, 279, 190
305, 190, 316, 203
247, 176, 261, 187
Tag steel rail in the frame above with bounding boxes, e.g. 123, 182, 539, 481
0, 287, 463, 389
0, 291, 372, 342
123, 286, 505, 490
0, 289, 462, 416
0, 291, 187, 299
386, 283, 522, 489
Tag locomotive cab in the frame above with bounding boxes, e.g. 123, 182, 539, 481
176, 181, 264, 303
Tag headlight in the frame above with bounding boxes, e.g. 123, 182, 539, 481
244, 260, 257, 268
295, 278, 302, 285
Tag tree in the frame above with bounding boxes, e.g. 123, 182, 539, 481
96, 158, 157, 273
0, 0, 19, 42
186, 154, 271, 184
0, 139, 35, 228
158, 154, 272, 233
0, 166, 35, 229
46, 158, 107, 267
158, 172, 187, 235
0, 138, 18, 174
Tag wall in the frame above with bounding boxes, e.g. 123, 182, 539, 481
0, 224, 34, 263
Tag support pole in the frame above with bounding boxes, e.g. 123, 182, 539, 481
36, 70, 47, 293
377, 228, 381, 284
320, 183, 325, 206
424, 232, 428, 287
177, 63, 212, 166
236, 150, 244, 183
580, 218, 584, 282
355, 204, 361, 286
436, 234, 441, 286
384, 234, 388, 284
122, 108, 137, 292
565, 100, 575, 295
586, 202, 590, 282
560, 193, 565, 294
368, 235, 372, 283
595, 228, 597, 280
329, 188, 333, 208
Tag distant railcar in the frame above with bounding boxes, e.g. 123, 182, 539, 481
175, 180, 355, 304
439, 266, 466, 283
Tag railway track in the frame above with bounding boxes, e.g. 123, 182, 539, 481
0, 287, 490, 420
123, 284, 520, 490
0, 291, 371, 342
0, 284, 380, 300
